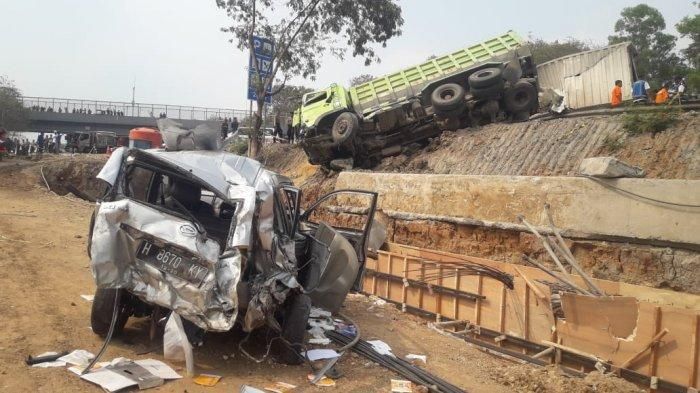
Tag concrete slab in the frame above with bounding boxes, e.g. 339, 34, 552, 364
335, 173, 700, 246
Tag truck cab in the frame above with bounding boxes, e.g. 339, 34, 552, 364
298, 84, 351, 138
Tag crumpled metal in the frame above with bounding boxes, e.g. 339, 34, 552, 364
90, 148, 294, 332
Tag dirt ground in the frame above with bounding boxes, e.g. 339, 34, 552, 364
0, 157, 644, 392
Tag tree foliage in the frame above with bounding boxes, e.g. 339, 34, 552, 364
216, 0, 403, 157
608, 4, 681, 83
0, 76, 28, 131
349, 74, 374, 86
676, 2, 700, 68
527, 37, 593, 64
271, 84, 313, 115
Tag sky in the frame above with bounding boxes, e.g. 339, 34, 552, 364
1, 0, 696, 110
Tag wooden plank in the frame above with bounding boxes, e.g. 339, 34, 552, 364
524, 284, 530, 342
453, 269, 461, 321
401, 257, 408, 312
690, 314, 699, 388
436, 263, 443, 322
386, 254, 392, 299
474, 274, 483, 325
499, 284, 506, 333
648, 306, 661, 386
513, 265, 546, 300
619, 328, 669, 370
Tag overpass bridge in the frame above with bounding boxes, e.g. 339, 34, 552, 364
22, 96, 273, 135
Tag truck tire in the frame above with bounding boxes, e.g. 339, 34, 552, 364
277, 292, 312, 365
470, 82, 505, 99
431, 83, 465, 114
331, 112, 359, 145
504, 81, 538, 113
91, 288, 130, 337
469, 67, 503, 89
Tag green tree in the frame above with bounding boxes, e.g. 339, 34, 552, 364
271, 84, 313, 116
676, 2, 700, 68
608, 4, 681, 84
217, 0, 404, 158
0, 76, 28, 131
349, 74, 374, 86
527, 37, 592, 64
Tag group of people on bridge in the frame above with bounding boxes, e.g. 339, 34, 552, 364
29, 105, 126, 116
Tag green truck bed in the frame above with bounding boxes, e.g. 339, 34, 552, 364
349, 31, 524, 114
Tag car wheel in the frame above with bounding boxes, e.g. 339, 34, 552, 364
470, 82, 505, 99
504, 80, 538, 113
431, 83, 465, 114
277, 292, 311, 365
469, 67, 503, 89
331, 112, 359, 145
91, 288, 130, 337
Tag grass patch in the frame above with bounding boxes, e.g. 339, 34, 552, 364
602, 135, 624, 152
622, 108, 680, 136
226, 138, 249, 155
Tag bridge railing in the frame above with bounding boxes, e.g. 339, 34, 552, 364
20, 96, 278, 127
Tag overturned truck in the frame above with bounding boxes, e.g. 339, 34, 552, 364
88, 147, 378, 363
298, 31, 539, 168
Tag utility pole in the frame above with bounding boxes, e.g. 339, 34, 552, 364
131, 80, 136, 117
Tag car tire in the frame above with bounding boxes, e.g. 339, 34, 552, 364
91, 288, 130, 337
277, 292, 311, 365
504, 81, 538, 113
470, 82, 505, 99
431, 83, 465, 113
469, 67, 503, 89
331, 112, 359, 145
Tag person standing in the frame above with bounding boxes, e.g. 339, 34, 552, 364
54, 132, 62, 154
274, 117, 282, 144
37, 132, 45, 154
631, 76, 651, 103
221, 118, 229, 140
286, 116, 293, 144
0, 128, 7, 161
655, 83, 669, 104
611, 80, 623, 108
230, 117, 239, 134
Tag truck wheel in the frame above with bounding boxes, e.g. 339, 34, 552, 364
331, 113, 359, 145
431, 83, 465, 114
469, 67, 503, 89
91, 288, 130, 337
277, 292, 311, 365
504, 81, 538, 113
470, 82, 504, 99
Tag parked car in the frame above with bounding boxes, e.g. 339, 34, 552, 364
88, 147, 378, 363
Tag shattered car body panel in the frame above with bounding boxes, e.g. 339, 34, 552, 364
89, 147, 379, 335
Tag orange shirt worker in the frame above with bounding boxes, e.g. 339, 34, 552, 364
611, 80, 623, 108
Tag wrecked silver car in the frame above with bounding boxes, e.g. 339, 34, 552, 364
88, 147, 377, 363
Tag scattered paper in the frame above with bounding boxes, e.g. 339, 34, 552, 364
264, 381, 297, 392
75, 358, 181, 392
194, 374, 222, 387
30, 352, 66, 368
302, 349, 340, 361
80, 294, 95, 302
405, 354, 427, 364
58, 350, 95, 366
307, 374, 336, 387
391, 379, 413, 393
309, 307, 332, 318
309, 338, 331, 345
241, 385, 266, 393
308, 318, 335, 331
367, 340, 395, 357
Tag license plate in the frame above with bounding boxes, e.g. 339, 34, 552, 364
136, 240, 210, 286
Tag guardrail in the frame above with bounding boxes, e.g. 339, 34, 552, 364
20, 96, 278, 126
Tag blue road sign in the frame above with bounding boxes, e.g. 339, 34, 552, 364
248, 35, 274, 103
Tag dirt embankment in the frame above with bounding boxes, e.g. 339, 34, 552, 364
374, 113, 700, 179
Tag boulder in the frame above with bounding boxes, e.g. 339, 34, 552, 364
578, 157, 645, 178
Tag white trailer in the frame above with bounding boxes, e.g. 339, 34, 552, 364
536, 42, 637, 109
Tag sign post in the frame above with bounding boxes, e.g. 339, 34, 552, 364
247, 36, 274, 104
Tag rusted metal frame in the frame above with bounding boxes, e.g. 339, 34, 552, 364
474, 274, 483, 326
364, 270, 484, 302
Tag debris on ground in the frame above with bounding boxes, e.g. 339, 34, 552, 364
391, 379, 414, 392
405, 354, 427, 364
307, 374, 337, 387
68, 358, 181, 392
193, 373, 222, 386
264, 381, 297, 392
578, 156, 645, 178
302, 348, 340, 361
488, 364, 643, 393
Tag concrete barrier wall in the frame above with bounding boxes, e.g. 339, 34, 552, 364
335, 173, 700, 246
